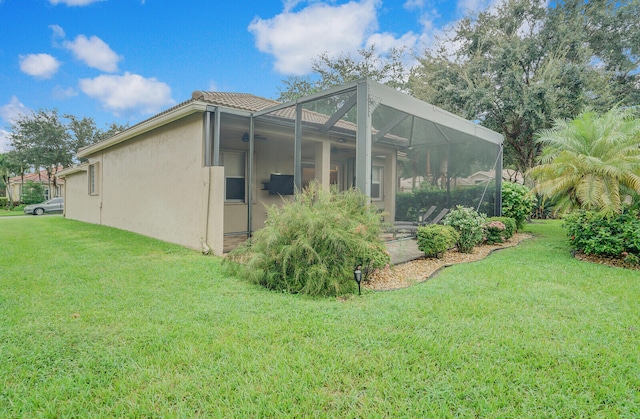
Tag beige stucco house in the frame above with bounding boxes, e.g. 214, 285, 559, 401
58, 78, 503, 255
7, 167, 64, 203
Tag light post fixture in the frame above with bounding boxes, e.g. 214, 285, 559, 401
353, 265, 362, 295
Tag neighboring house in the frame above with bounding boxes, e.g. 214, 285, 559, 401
58, 78, 503, 255
453, 169, 525, 187
399, 169, 524, 192
8, 167, 65, 203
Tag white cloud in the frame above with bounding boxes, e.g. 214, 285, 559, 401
0, 96, 29, 123
79, 72, 175, 116
282, 0, 304, 13
365, 31, 420, 69
49, 24, 66, 39
456, 0, 492, 14
52, 86, 78, 99
49, 0, 104, 6
19, 53, 61, 79
0, 130, 11, 153
63, 34, 121, 72
404, 0, 425, 10
0, 97, 30, 152
249, 0, 380, 75
366, 31, 418, 53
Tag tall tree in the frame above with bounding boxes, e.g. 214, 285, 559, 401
9, 109, 73, 193
67, 115, 128, 160
277, 45, 409, 102
528, 107, 640, 215
409, 0, 640, 175
7, 110, 127, 196
0, 152, 22, 207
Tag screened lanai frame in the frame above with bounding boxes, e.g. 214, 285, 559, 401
206, 77, 503, 237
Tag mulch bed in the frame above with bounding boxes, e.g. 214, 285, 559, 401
573, 252, 640, 271
365, 234, 639, 292
365, 233, 533, 291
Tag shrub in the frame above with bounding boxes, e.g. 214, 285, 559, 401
21, 180, 45, 205
416, 225, 459, 258
484, 220, 506, 244
564, 209, 640, 258
502, 182, 535, 230
0, 197, 7, 208
486, 216, 516, 240
443, 205, 487, 253
226, 181, 390, 297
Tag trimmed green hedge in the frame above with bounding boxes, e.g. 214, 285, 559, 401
416, 225, 459, 258
564, 209, 640, 262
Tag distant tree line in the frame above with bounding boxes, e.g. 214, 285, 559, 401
0, 109, 127, 206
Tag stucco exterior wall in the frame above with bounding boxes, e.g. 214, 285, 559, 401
98, 114, 209, 251
62, 168, 101, 224
63, 113, 224, 255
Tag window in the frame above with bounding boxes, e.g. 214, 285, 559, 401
371, 166, 383, 200
88, 163, 98, 195
222, 152, 245, 202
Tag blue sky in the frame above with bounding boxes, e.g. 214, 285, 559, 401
0, 0, 493, 151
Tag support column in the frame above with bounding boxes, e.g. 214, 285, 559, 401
495, 144, 503, 216
385, 151, 396, 221
315, 141, 331, 190
294, 104, 302, 191
355, 80, 372, 196
248, 119, 254, 236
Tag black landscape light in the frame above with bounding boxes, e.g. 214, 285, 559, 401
353, 265, 362, 295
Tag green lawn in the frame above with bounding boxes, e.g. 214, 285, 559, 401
0, 207, 26, 217
1, 217, 638, 417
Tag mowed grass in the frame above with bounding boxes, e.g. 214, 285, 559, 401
0, 217, 638, 417
0, 208, 26, 217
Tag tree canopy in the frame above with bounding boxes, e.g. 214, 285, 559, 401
407, 0, 640, 174
276, 45, 409, 102
5, 109, 128, 179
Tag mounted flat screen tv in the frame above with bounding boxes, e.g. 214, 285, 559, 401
269, 174, 294, 195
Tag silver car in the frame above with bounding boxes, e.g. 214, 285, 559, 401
24, 197, 64, 215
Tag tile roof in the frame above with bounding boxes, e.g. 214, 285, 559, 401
192, 91, 360, 133
191, 91, 280, 112
79, 89, 408, 156
9, 166, 65, 184
192, 91, 407, 144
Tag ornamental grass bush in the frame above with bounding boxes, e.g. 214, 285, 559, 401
443, 205, 487, 253
226, 181, 390, 296
416, 225, 459, 258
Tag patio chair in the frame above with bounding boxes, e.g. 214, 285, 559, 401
393, 206, 437, 228
390, 206, 438, 239
428, 208, 449, 224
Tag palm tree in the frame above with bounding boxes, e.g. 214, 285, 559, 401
528, 107, 640, 215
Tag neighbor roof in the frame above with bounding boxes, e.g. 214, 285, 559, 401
9, 166, 65, 184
